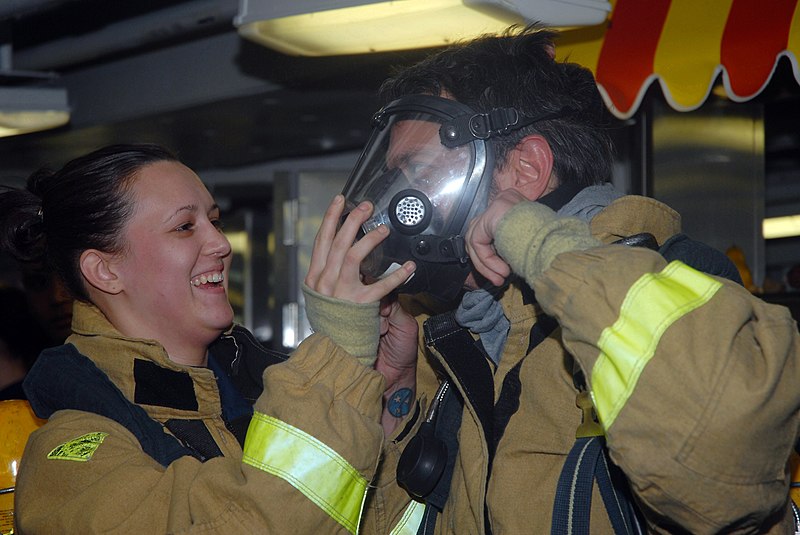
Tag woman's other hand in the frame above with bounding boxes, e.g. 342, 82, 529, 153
305, 195, 415, 303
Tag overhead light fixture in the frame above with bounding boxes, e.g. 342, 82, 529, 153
235, 0, 611, 56
0, 86, 70, 138
763, 215, 800, 240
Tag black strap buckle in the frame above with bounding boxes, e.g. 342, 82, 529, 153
411, 235, 469, 264
441, 106, 570, 147
468, 108, 522, 139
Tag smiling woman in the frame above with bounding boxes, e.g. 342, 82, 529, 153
86, 159, 235, 366
0, 143, 410, 533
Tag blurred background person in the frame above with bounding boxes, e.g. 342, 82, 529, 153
0, 286, 51, 400
17, 257, 73, 346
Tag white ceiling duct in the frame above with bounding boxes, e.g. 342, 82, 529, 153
0, 15, 70, 138
235, 0, 611, 56
0, 86, 70, 137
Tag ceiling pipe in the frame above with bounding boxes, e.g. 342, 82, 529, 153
0, 0, 83, 20
1, 2, 67, 79
13, 0, 239, 71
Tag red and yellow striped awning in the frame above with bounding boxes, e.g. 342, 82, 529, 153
555, 0, 800, 118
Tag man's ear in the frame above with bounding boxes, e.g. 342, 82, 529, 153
79, 249, 122, 295
507, 134, 555, 201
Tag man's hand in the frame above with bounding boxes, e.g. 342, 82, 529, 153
465, 189, 527, 286
305, 194, 415, 302
375, 298, 418, 435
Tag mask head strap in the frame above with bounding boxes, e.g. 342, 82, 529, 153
440, 106, 572, 148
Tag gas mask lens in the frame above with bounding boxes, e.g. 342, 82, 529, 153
349, 119, 472, 281
340, 95, 494, 298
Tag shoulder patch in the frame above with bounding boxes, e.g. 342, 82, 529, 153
47, 432, 109, 462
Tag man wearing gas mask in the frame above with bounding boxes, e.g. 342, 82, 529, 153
304, 24, 800, 535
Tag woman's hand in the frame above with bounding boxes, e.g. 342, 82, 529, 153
305, 194, 415, 302
464, 189, 527, 286
305, 195, 419, 434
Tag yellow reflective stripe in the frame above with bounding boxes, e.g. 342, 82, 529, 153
389, 501, 426, 535
592, 261, 722, 430
243, 412, 368, 534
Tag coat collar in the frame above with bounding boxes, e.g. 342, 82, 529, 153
67, 301, 221, 420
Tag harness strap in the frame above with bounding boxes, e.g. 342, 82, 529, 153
551, 436, 640, 535
424, 313, 494, 449
492, 361, 522, 457
424, 386, 463, 512
420, 311, 495, 534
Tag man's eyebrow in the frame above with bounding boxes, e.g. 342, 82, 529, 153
388, 147, 437, 167
387, 150, 409, 168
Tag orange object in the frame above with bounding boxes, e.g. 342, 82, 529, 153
726, 244, 758, 293
0, 400, 46, 535
791, 450, 800, 507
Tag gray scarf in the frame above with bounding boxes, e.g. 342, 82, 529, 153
455, 288, 509, 364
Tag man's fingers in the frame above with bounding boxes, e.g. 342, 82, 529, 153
466, 232, 510, 287
465, 217, 501, 285
385, 299, 418, 332
467, 247, 510, 286
477, 252, 511, 286
463, 189, 526, 287
379, 298, 393, 318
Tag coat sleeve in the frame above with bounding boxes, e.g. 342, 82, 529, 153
531, 244, 800, 533
15, 334, 386, 534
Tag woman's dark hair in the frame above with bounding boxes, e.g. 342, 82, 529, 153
0, 144, 179, 301
379, 24, 614, 187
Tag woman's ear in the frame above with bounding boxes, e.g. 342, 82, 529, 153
506, 134, 555, 201
79, 249, 122, 295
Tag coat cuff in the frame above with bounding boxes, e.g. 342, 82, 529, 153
302, 283, 380, 366
495, 201, 600, 284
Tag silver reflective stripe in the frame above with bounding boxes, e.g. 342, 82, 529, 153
390, 500, 426, 535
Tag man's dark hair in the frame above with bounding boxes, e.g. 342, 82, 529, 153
379, 24, 614, 187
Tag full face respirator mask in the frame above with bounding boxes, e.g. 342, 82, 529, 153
341, 94, 560, 301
